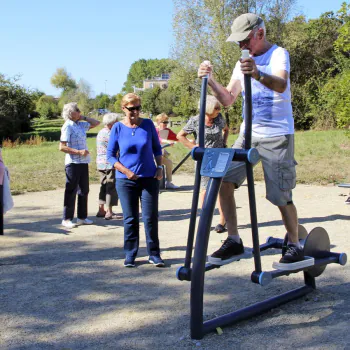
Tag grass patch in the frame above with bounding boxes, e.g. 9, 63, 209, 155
17, 117, 104, 142
2, 129, 349, 194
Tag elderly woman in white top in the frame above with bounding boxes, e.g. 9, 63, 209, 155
59, 102, 100, 229
96, 113, 121, 220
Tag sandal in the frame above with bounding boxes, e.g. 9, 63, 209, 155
105, 213, 122, 220
214, 223, 227, 233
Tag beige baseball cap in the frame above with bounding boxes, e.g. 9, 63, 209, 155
226, 13, 263, 42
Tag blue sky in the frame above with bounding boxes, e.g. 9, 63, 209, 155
0, 0, 347, 97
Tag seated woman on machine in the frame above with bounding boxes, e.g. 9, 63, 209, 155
177, 95, 229, 232
155, 113, 179, 190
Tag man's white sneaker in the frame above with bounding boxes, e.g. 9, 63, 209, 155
76, 218, 94, 225
165, 181, 179, 189
62, 220, 77, 229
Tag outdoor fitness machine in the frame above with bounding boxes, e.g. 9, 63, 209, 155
176, 52, 347, 340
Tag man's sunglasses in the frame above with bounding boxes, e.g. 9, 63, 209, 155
124, 105, 142, 112
236, 25, 259, 46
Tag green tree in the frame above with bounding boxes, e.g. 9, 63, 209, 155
167, 67, 198, 118
114, 93, 123, 113
334, 2, 350, 68
122, 58, 178, 92
51, 68, 77, 91
140, 86, 162, 115
282, 6, 349, 129
107, 95, 117, 112
35, 95, 60, 119
0, 74, 34, 141
94, 93, 111, 109
59, 79, 93, 115
156, 88, 177, 115
306, 4, 350, 129
171, 0, 296, 126
29, 89, 45, 104
311, 69, 350, 129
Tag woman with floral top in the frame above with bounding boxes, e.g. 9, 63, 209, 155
96, 113, 121, 220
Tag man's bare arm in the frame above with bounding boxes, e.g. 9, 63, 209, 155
207, 78, 240, 107
255, 69, 288, 94
198, 61, 241, 107
241, 57, 288, 94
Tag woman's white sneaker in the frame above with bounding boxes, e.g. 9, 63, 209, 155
76, 218, 94, 225
165, 181, 179, 189
61, 220, 77, 229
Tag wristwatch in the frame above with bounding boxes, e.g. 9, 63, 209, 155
254, 70, 265, 82
157, 165, 163, 169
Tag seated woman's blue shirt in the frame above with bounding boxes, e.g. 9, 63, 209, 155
107, 118, 162, 178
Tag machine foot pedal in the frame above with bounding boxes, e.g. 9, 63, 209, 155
272, 256, 315, 271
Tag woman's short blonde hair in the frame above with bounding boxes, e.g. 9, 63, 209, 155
121, 93, 141, 107
62, 102, 79, 121
155, 113, 169, 124
198, 95, 220, 115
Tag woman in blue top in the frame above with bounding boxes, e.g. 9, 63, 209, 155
107, 93, 164, 268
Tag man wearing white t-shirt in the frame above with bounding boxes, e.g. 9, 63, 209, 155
198, 13, 304, 267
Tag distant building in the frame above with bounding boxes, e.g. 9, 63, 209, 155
133, 73, 171, 93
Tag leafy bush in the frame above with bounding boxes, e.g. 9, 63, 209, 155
35, 95, 61, 119
311, 68, 350, 129
0, 74, 34, 142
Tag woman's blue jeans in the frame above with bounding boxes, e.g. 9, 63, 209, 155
116, 177, 160, 258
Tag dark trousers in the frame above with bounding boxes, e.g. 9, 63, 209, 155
63, 163, 89, 220
116, 177, 160, 258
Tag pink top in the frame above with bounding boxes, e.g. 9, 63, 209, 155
156, 127, 178, 142
0, 151, 5, 185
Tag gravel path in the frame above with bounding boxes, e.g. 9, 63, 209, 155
1, 175, 349, 350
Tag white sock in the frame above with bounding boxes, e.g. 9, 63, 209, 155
288, 241, 301, 248
228, 235, 241, 244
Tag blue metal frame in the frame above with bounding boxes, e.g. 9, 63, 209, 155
177, 68, 347, 340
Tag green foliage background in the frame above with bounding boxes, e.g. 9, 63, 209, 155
1, 1, 349, 143
169, 0, 350, 129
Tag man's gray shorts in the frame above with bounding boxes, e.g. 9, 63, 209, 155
224, 134, 297, 206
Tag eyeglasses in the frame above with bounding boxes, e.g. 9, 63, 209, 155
161, 121, 169, 124
236, 26, 259, 46
124, 105, 142, 112
214, 107, 221, 111
238, 34, 253, 45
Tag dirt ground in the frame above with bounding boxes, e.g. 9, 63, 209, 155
1, 174, 349, 350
